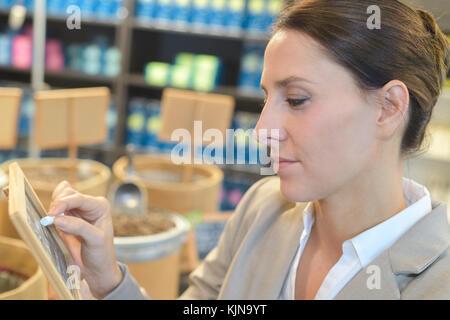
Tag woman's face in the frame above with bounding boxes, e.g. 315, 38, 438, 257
255, 29, 380, 202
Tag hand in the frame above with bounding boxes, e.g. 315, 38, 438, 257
48, 181, 122, 299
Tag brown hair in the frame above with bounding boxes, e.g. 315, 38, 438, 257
274, 0, 450, 157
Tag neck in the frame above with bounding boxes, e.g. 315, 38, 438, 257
311, 159, 406, 252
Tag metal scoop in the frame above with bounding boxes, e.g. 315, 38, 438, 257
108, 145, 147, 216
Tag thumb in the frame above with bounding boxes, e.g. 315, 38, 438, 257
54, 215, 103, 247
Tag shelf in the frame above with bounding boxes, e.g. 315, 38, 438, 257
0, 65, 116, 85
46, 13, 120, 27
0, 8, 119, 28
126, 73, 264, 102
0, 65, 29, 75
133, 18, 269, 42
45, 69, 116, 84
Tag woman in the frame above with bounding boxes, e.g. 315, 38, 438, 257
48, 0, 450, 300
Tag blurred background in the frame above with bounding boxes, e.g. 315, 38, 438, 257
0, 0, 448, 300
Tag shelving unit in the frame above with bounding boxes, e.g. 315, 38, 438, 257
0, 2, 269, 155
0, 1, 448, 173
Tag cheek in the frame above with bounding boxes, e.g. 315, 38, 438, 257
312, 108, 374, 162
283, 102, 376, 196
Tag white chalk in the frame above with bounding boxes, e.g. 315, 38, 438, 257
40, 213, 64, 227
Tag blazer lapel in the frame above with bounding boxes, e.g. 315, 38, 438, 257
334, 251, 401, 300
247, 202, 306, 299
220, 201, 306, 299
335, 201, 449, 300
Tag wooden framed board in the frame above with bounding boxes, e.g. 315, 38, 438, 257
0, 88, 22, 149
157, 88, 234, 272
34, 87, 110, 153
158, 88, 235, 143
6, 162, 81, 300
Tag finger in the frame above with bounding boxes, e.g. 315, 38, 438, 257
54, 215, 103, 247
51, 180, 72, 202
48, 193, 109, 222
49, 187, 77, 212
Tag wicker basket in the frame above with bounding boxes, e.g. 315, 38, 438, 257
112, 154, 224, 277
0, 158, 111, 211
114, 211, 190, 299
0, 158, 111, 239
112, 154, 223, 214
0, 236, 47, 300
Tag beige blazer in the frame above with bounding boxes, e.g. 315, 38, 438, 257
104, 177, 450, 300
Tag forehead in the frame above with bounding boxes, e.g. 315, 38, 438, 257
262, 29, 357, 90
264, 29, 329, 74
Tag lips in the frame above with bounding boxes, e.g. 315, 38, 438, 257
277, 156, 298, 163
272, 156, 299, 173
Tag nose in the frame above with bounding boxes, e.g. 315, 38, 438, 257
253, 100, 287, 147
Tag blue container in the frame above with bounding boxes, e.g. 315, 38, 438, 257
0, 0, 13, 9
106, 101, 118, 144
265, 0, 283, 30
238, 44, 264, 91
224, 0, 245, 31
96, 0, 115, 18
65, 0, 82, 11
126, 99, 147, 147
66, 43, 83, 71
135, 0, 157, 19
24, 0, 35, 10
0, 34, 12, 65
154, 0, 173, 22
18, 91, 34, 137
245, 0, 266, 32
190, 0, 210, 26
142, 100, 161, 150
209, 0, 226, 29
112, 0, 124, 17
172, 0, 191, 24
47, 0, 65, 14
79, 0, 97, 17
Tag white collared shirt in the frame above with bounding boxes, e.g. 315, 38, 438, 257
280, 177, 432, 300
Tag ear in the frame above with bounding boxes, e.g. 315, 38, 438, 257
375, 80, 409, 140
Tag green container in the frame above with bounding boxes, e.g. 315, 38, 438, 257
193, 55, 220, 92
145, 62, 171, 87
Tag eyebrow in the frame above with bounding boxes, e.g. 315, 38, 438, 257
260, 76, 315, 92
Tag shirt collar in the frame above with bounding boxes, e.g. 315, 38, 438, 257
300, 178, 432, 267
350, 177, 432, 267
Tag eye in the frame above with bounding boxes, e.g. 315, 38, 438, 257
286, 98, 309, 108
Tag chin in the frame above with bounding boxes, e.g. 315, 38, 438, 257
278, 175, 312, 203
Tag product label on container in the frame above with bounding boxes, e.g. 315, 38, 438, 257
211, 0, 225, 9
147, 116, 161, 134
128, 114, 145, 131
249, 0, 265, 13
269, 0, 283, 15
229, 0, 245, 11
194, 0, 209, 8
